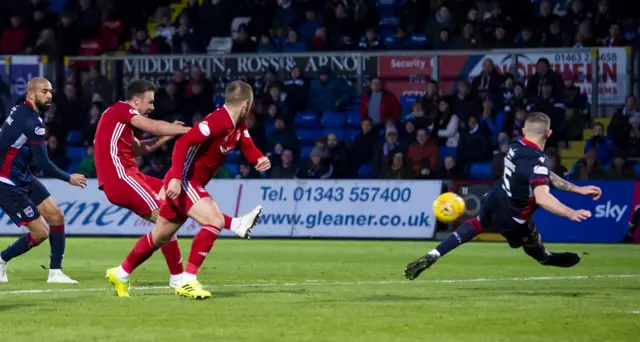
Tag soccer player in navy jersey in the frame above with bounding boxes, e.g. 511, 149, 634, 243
405, 112, 603, 280
0, 78, 87, 283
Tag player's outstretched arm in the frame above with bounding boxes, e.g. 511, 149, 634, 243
132, 136, 173, 156
533, 185, 591, 222
130, 115, 189, 137
549, 171, 602, 200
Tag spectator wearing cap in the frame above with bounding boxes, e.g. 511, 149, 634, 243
526, 58, 564, 100
1, 14, 27, 54
297, 147, 333, 179
349, 116, 378, 176
373, 126, 403, 177
380, 151, 413, 180
488, 22, 512, 49
267, 116, 299, 159
283, 29, 306, 52
584, 122, 616, 164
457, 116, 492, 167
541, 18, 566, 47
359, 28, 382, 50
360, 77, 401, 127
284, 66, 309, 113
570, 147, 605, 181
298, 10, 322, 44
308, 68, 353, 114
609, 95, 640, 148
231, 24, 257, 53
479, 96, 506, 146
434, 98, 460, 147
426, 5, 454, 42
472, 59, 503, 99
602, 22, 627, 47
408, 128, 439, 179
605, 151, 636, 180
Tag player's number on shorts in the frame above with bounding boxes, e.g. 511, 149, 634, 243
502, 167, 513, 197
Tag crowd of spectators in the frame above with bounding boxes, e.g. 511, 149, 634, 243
1, 0, 640, 181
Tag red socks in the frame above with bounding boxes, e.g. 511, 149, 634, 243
185, 225, 221, 275
122, 232, 159, 274
160, 235, 183, 275
223, 214, 232, 230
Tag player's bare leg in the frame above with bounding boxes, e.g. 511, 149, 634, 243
106, 216, 184, 297
0, 217, 50, 283
37, 197, 77, 284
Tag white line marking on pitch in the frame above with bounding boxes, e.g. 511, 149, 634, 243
0, 274, 637, 296
632, 311, 640, 314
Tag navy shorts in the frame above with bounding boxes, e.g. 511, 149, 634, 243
478, 189, 539, 249
0, 178, 50, 226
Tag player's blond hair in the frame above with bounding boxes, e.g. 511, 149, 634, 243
224, 81, 253, 106
524, 112, 551, 138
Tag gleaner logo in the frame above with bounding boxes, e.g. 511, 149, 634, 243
390, 59, 427, 69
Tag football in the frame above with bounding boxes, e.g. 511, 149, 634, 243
433, 192, 466, 224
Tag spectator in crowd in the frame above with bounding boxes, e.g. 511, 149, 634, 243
584, 122, 616, 164
75, 0, 102, 39
182, 80, 215, 122
298, 9, 322, 44
484, 2, 511, 37
440, 155, 465, 179
480, 96, 506, 145
76, 146, 96, 178
472, 59, 503, 98
349, 116, 377, 176
155, 81, 183, 120
283, 29, 306, 52
264, 82, 293, 122
172, 69, 188, 97
626, 115, 640, 157
515, 26, 539, 47
359, 27, 382, 50
399, 0, 426, 34
310, 27, 329, 51
541, 18, 567, 47
537, 1, 559, 36
178, 0, 200, 27
237, 160, 263, 179
59, 83, 84, 131
373, 126, 402, 177
231, 24, 257, 53
246, 113, 268, 153
57, 12, 80, 57
594, 0, 615, 39
504, 82, 529, 115
562, 0, 590, 36
154, 7, 175, 48
1, 14, 27, 54
27, 28, 58, 59
198, 0, 231, 40
269, 149, 297, 179
504, 105, 527, 139
456, 22, 483, 50
419, 79, 440, 120
297, 147, 333, 179
129, 28, 159, 54
570, 147, 606, 180
352, 0, 377, 34
574, 20, 598, 47
326, 133, 349, 178
267, 117, 299, 158
603, 22, 626, 46
274, 0, 297, 29
82, 101, 102, 146
562, 72, 589, 140
452, 80, 478, 128
608, 95, 640, 148
407, 128, 439, 179
546, 148, 569, 178
434, 98, 460, 147
526, 58, 564, 99
307, 68, 353, 114
83, 65, 113, 105
530, 79, 565, 148
327, 3, 357, 49
426, 5, 453, 42
173, 17, 205, 53
47, 135, 68, 170
186, 65, 214, 99
360, 77, 401, 127
492, 139, 510, 180
457, 116, 492, 166
488, 23, 512, 49
283, 66, 309, 113
380, 151, 413, 179
405, 102, 430, 130
258, 34, 279, 53
43, 103, 65, 141
433, 27, 454, 49
605, 151, 636, 180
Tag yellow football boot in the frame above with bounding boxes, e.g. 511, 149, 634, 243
175, 280, 211, 299
106, 268, 130, 298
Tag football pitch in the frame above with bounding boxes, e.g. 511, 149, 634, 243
0, 238, 638, 342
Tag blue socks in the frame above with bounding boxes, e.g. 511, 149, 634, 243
435, 218, 483, 257
49, 225, 65, 269
0, 234, 38, 262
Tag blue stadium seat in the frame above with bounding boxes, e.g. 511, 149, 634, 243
297, 129, 323, 145
634, 163, 640, 177
300, 145, 314, 159
399, 96, 420, 110
321, 112, 346, 128
225, 163, 239, 176
439, 147, 457, 164
323, 129, 344, 141
294, 112, 319, 128
345, 102, 360, 111
346, 111, 361, 128
226, 149, 241, 163
358, 164, 375, 179
345, 129, 360, 142
468, 163, 492, 180
265, 121, 275, 136
379, 15, 399, 28
67, 147, 86, 161
409, 34, 428, 49
66, 130, 82, 146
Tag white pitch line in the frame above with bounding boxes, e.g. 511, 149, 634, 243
0, 274, 638, 296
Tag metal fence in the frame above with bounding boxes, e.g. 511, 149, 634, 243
1, 47, 636, 117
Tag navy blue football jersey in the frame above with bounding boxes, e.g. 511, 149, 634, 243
494, 138, 551, 221
0, 103, 47, 187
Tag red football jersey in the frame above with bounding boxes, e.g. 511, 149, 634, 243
94, 101, 141, 188
169, 106, 263, 186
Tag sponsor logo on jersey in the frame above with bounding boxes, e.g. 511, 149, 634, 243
129, 109, 139, 115
23, 206, 34, 218
35, 127, 46, 136
533, 166, 549, 175
243, 129, 250, 138
199, 122, 210, 136
539, 157, 546, 163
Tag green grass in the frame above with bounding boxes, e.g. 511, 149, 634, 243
0, 238, 639, 342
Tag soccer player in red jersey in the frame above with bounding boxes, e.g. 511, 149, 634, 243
97, 80, 263, 289
106, 81, 270, 298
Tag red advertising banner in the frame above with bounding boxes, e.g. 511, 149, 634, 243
377, 56, 434, 98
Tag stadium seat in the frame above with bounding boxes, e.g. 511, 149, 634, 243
226, 149, 241, 163
379, 15, 399, 28
225, 163, 239, 176
294, 112, 319, 129
439, 147, 457, 164
468, 163, 492, 180
67, 147, 86, 161
409, 34, 428, 49
297, 129, 323, 145
66, 130, 82, 146
399, 95, 420, 110
346, 112, 361, 128
323, 129, 344, 141
300, 145, 314, 159
321, 112, 345, 128
357, 164, 375, 179
634, 163, 640, 177
265, 121, 275, 136
345, 129, 360, 142
207, 37, 232, 54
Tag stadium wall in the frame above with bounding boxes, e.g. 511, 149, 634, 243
0, 180, 637, 243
